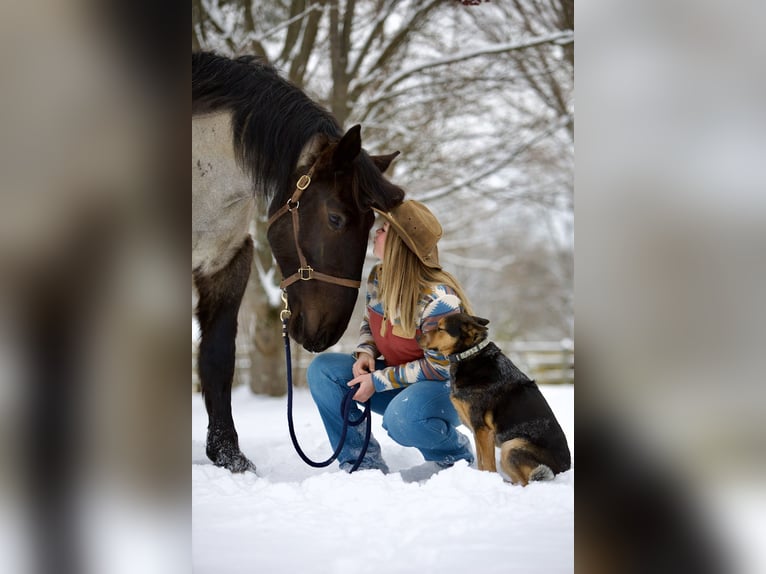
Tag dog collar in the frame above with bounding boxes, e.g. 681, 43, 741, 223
448, 338, 490, 363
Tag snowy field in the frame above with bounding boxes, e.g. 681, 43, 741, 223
192, 384, 574, 574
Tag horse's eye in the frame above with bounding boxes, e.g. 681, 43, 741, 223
328, 212, 345, 230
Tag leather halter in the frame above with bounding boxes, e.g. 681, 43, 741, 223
266, 169, 362, 290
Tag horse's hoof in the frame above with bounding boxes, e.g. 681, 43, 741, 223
206, 429, 256, 473
223, 452, 256, 473
209, 449, 256, 473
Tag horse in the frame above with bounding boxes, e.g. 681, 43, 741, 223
192, 52, 404, 472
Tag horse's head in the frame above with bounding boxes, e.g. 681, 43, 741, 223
267, 125, 404, 352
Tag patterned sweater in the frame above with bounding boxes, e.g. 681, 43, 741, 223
354, 264, 464, 392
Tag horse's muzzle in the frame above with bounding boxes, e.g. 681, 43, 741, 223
288, 314, 341, 353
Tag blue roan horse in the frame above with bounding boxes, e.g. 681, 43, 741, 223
192, 52, 404, 472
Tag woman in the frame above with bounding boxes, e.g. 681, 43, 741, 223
307, 200, 475, 477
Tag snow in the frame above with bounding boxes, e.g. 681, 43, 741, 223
192, 384, 573, 574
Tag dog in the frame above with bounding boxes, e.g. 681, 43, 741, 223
421, 313, 571, 485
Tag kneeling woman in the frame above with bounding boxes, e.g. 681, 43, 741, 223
307, 200, 474, 473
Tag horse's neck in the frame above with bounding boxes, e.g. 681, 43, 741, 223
192, 111, 252, 200
192, 111, 255, 276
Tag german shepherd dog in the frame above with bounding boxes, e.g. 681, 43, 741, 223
421, 313, 571, 485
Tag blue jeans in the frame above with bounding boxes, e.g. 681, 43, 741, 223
307, 353, 474, 469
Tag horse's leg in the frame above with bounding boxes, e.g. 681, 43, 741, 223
194, 236, 255, 472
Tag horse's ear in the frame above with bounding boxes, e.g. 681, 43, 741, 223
472, 316, 490, 327
333, 124, 362, 170
370, 151, 400, 174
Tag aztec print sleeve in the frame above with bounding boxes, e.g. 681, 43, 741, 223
353, 267, 380, 359
371, 287, 463, 392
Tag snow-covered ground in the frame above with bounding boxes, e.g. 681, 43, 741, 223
192, 384, 573, 574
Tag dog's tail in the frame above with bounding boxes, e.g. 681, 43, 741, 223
500, 438, 559, 486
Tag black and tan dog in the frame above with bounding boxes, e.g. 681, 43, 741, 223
422, 313, 571, 485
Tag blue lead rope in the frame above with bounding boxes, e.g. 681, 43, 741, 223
282, 317, 372, 472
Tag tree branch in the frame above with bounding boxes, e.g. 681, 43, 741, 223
277, 0, 307, 66
371, 30, 573, 98
348, 0, 398, 80
288, 1, 325, 86
417, 114, 572, 203
348, 0, 442, 102
260, 2, 324, 44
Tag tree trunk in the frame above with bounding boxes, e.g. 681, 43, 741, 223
328, 0, 350, 125
244, 219, 287, 396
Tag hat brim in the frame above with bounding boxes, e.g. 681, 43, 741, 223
373, 207, 441, 269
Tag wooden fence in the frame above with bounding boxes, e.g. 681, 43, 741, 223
502, 340, 574, 385
192, 339, 573, 393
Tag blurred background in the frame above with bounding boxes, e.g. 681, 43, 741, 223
192, 0, 575, 395
577, 1, 766, 573
0, 2, 189, 574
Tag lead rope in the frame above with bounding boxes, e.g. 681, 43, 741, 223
281, 291, 372, 472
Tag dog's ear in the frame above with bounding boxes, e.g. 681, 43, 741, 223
461, 314, 488, 344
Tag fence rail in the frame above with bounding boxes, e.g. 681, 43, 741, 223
192, 340, 573, 393
502, 340, 574, 385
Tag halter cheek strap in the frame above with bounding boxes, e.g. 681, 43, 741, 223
266, 169, 362, 290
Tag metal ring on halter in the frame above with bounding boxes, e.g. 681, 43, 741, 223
280, 290, 291, 321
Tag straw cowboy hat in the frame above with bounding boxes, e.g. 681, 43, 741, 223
373, 200, 442, 269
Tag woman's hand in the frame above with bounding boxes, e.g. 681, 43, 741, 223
352, 352, 376, 378
348, 373, 376, 402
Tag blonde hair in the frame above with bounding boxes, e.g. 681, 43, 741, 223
378, 230, 473, 338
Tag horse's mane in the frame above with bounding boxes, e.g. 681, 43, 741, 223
192, 51, 403, 211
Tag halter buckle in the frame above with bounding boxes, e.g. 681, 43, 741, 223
299, 266, 314, 281
296, 174, 311, 191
